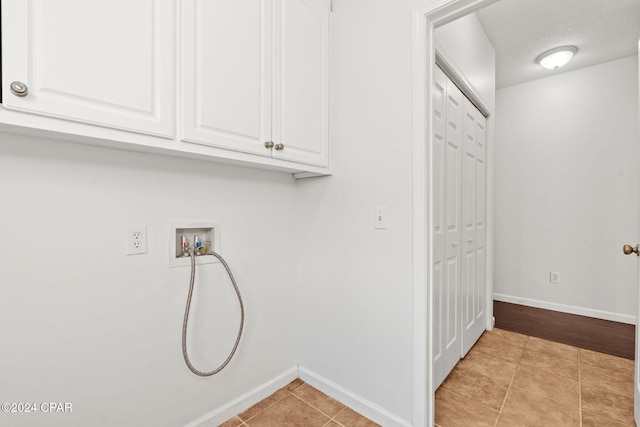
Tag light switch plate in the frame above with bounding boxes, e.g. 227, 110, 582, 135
375, 207, 387, 230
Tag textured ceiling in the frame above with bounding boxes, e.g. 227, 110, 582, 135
475, 0, 640, 89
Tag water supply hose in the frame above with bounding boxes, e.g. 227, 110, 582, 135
182, 249, 245, 376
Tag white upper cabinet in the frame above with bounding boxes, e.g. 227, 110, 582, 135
180, 0, 272, 156
2, 0, 174, 138
181, 0, 330, 167
0, 0, 330, 175
272, 0, 330, 166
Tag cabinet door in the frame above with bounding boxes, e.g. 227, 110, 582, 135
181, 0, 273, 157
272, 0, 330, 167
2, 0, 174, 137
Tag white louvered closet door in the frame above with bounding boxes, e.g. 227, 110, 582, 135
433, 65, 487, 387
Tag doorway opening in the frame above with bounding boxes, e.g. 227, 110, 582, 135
412, 0, 640, 425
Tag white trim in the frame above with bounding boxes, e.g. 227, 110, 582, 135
493, 294, 637, 325
410, 5, 430, 427
184, 366, 299, 427
298, 367, 412, 427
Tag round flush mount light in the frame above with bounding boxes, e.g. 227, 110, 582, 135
536, 46, 578, 70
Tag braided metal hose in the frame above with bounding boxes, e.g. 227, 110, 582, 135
182, 249, 245, 376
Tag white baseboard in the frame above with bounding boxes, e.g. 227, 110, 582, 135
493, 294, 636, 325
298, 367, 412, 427
185, 366, 299, 427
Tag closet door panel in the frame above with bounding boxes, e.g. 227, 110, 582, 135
462, 101, 489, 357
461, 99, 479, 356
441, 78, 463, 380
474, 113, 488, 330
475, 115, 487, 248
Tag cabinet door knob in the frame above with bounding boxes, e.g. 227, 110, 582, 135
274, 143, 285, 151
264, 141, 274, 149
10, 81, 29, 97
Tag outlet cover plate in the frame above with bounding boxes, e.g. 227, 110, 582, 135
126, 225, 148, 255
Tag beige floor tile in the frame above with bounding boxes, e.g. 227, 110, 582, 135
525, 336, 579, 362
292, 383, 345, 417
435, 388, 499, 427
495, 413, 529, 426
284, 378, 305, 392
487, 328, 529, 348
501, 385, 580, 426
519, 347, 579, 380
439, 366, 509, 410
581, 410, 635, 427
219, 416, 245, 427
456, 349, 518, 385
581, 384, 635, 425
230, 336, 637, 427
580, 361, 634, 397
239, 388, 291, 421
246, 395, 330, 427
473, 331, 526, 364
579, 348, 634, 375
511, 364, 580, 407
332, 407, 380, 427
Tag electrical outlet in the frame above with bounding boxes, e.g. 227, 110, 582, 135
126, 225, 147, 255
550, 271, 560, 284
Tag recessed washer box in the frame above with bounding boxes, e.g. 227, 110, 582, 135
169, 220, 221, 268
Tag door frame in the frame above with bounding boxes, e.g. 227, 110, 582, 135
634, 40, 640, 427
411, 1, 499, 425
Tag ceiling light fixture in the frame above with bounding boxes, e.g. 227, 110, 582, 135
536, 46, 578, 70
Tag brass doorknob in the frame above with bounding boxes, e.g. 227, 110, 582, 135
623, 244, 639, 256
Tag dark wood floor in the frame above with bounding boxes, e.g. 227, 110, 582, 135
494, 301, 635, 359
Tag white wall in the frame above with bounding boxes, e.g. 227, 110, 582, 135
296, 0, 416, 423
0, 133, 298, 427
494, 55, 639, 322
294, 4, 497, 425
435, 13, 496, 110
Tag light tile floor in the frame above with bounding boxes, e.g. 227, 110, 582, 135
436, 328, 636, 426
220, 379, 380, 427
